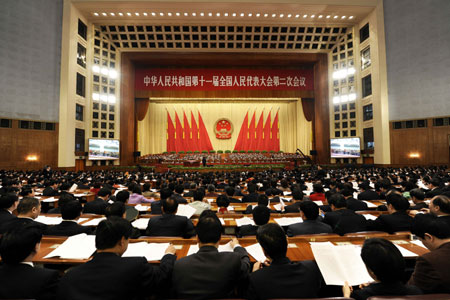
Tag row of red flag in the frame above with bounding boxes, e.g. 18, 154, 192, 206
166, 110, 280, 152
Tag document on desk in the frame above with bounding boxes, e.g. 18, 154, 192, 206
245, 243, 267, 262
176, 204, 196, 219
313, 201, 324, 206
44, 234, 96, 259
187, 241, 234, 256
310, 242, 373, 286
410, 240, 427, 249
82, 217, 106, 226
42, 197, 58, 203
123, 242, 170, 261
362, 201, 377, 208
235, 217, 255, 227
134, 204, 150, 212
35, 216, 63, 225
132, 218, 149, 230
77, 218, 89, 224
394, 244, 418, 257
362, 214, 377, 221
274, 217, 303, 226
69, 184, 78, 193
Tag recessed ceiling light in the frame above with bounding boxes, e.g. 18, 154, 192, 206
93, 12, 99, 16
102, 12, 107, 16
184, 12, 188, 16
280, 14, 284, 18
143, 12, 147, 16
160, 12, 164, 16
248, 13, 252, 17
256, 13, 260, 17
326, 15, 331, 18
135, 12, 139, 16
200, 12, 204, 16
272, 13, 276, 17
318, 15, 323, 18
208, 12, 212, 16
232, 13, 237, 17
118, 12, 123, 16
192, 12, 196, 16
349, 16, 354, 19
264, 13, 268, 17
216, 13, 220, 17
224, 13, 228, 16
334, 15, 338, 19
311, 14, 315, 18
287, 14, 292, 18
110, 13, 115, 16
303, 14, 307, 18
176, 12, 180, 16
240, 13, 244, 17
151, 12, 156, 16
341, 15, 346, 19
295, 14, 299, 18
168, 12, 172, 16
126, 12, 131, 16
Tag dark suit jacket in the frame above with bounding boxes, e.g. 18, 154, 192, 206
150, 200, 162, 215
287, 219, 333, 236
410, 202, 428, 210
238, 224, 259, 237
2, 217, 47, 233
247, 258, 322, 300
57, 252, 176, 300
346, 197, 369, 211
367, 211, 413, 233
425, 187, 443, 199
43, 186, 59, 196
145, 214, 195, 238
0, 209, 17, 233
323, 209, 367, 235
172, 193, 188, 204
0, 263, 59, 300
228, 197, 242, 203
283, 202, 301, 213
83, 198, 107, 215
352, 282, 422, 300
44, 220, 93, 236
408, 242, 450, 293
265, 187, 282, 196
357, 190, 380, 200
47, 207, 61, 214
242, 192, 259, 203
172, 245, 250, 299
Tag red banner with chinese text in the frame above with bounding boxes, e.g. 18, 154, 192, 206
135, 69, 314, 91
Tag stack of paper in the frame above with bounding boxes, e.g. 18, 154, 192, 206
176, 204, 196, 219
35, 216, 63, 225
283, 191, 291, 196
363, 201, 377, 208
132, 218, 149, 230
245, 243, 267, 262
82, 217, 106, 226
69, 184, 78, 193
313, 201, 324, 206
274, 217, 303, 226
135, 204, 150, 212
394, 244, 418, 257
122, 242, 170, 261
187, 241, 234, 256
44, 234, 96, 259
42, 197, 58, 203
73, 193, 86, 197
362, 214, 377, 221
235, 217, 255, 227
77, 218, 89, 224
310, 242, 373, 286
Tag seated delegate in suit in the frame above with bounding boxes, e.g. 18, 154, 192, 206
151, 188, 172, 215
105, 201, 141, 238
239, 206, 270, 237
171, 211, 251, 299
145, 196, 195, 238
242, 183, 259, 203
342, 187, 368, 211
47, 193, 74, 214
244, 194, 277, 214
45, 200, 93, 236
367, 193, 412, 233
114, 190, 139, 221
248, 223, 322, 300
57, 217, 177, 300
323, 193, 367, 235
409, 188, 428, 211
172, 184, 188, 204
0, 193, 19, 234
83, 187, 110, 215
287, 201, 332, 236
188, 189, 211, 215
309, 183, 326, 201
357, 183, 380, 201
0, 224, 60, 300
225, 186, 242, 203
409, 214, 450, 293
428, 195, 450, 226
216, 194, 232, 214
425, 177, 443, 199
42, 180, 60, 196
342, 238, 422, 300
283, 188, 305, 213
2, 196, 47, 232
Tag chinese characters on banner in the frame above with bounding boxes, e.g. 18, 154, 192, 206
135, 69, 314, 91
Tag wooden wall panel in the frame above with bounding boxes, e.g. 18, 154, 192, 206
0, 120, 58, 170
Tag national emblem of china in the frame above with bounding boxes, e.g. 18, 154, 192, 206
214, 118, 233, 139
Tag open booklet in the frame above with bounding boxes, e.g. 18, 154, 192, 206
310, 242, 373, 286
122, 242, 170, 261
187, 241, 234, 256
176, 204, 197, 219
44, 234, 96, 260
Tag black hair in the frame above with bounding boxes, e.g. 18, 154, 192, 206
19, 188, 33, 197
193, 189, 205, 201
360, 238, 405, 283
0, 193, 19, 209
409, 188, 425, 201
257, 194, 269, 206
175, 185, 184, 194
160, 188, 173, 200
105, 202, 126, 218
313, 184, 324, 193
132, 185, 142, 195
162, 196, 178, 214
216, 195, 230, 208
116, 190, 130, 203
0, 224, 42, 264
328, 193, 347, 208
411, 213, 450, 239
95, 216, 132, 250
256, 223, 287, 260
291, 188, 303, 201
142, 183, 151, 192
98, 188, 111, 197
58, 193, 75, 207
253, 206, 270, 226
17, 197, 40, 214
300, 201, 319, 220
225, 186, 235, 197
432, 195, 450, 214
196, 214, 222, 244
386, 193, 410, 211
340, 188, 353, 197
61, 200, 82, 220
247, 183, 257, 193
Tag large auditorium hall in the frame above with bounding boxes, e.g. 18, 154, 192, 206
1, 0, 450, 299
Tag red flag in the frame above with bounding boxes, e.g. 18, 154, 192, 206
234, 111, 249, 151
198, 111, 213, 151
183, 111, 192, 152
270, 110, 280, 151
174, 111, 186, 152
167, 111, 176, 152
255, 110, 264, 150
191, 111, 200, 152
263, 111, 271, 151
247, 111, 256, 151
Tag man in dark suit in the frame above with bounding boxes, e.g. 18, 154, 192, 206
83, 187, 110, 215
409, 188, 428, 210
239, 206, 270, 237
283, 189, 304, 213
342, 188, 369, 211
145, 196, 195, 238
425, 178, 443, 199
150, 188, 172, 215
0, 224, 60, 300
0, 193, 19, 233
42, 180, 60, 196
242, 183, 259, 203
357, 183, 380, 200
287, 201, 332, 236
367, 193, 412, 233
2, 197, 47, 232
172, 212, 251, 299
57, 217, 177, 299
171, 184, 188, 204
248, 223, 322, 299
225, 186, 242, 203
323, 193, 367, 235
45, 200, 92, 236
47, 193, 75, 214
428, 195, 450, 227
409, 214, 450, 293
244, 194, 277, 214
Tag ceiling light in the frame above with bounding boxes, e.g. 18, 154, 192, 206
109, 70, 118, 79
92, 93, 100, 101
101, 68, 109, 76
92, 65, 100, 73
102, 13, 107, 16
118, 12, 123, 16
295, 14, 299, 18
240, 13, 244, 17
151, 12, 156, 16
143, 12, 147, 16
192, 12, 196, 16
341, 15, 346, 19
318, 15, 323, 18
334, 15, 338, 19
264, 13, 268, 17
311, 14, 316, 18
224, 13, 228, 16
168, 12, 172, 16
326, 15, 331, 19
347, 67, 355, 75
348, 93, 357, 101
110, 13, 115, 16
216, 13, 220, 16
349, 16, 354, 19
135, 12, 139, 16
333, 96, 340, 104
208, 12, 212, 16
93, 13, 99, 16
272, 13, 276, 17
184, 12, 188, 16
127, 12, 131, 16
176, 12, 180, 16
200, 12, 204, 16
287, 14, 291, 18
160, 12, 164, 16
303, 14, 308, 18
108, 95, 116, 104
256, 13, 260, 17
248, 13, 252, 17
100, 94, 108, 102
279, 14, 284, 18
340, 95, 349, 103
232, 13, 237, 17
